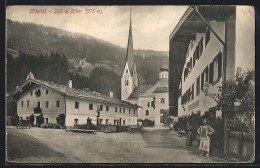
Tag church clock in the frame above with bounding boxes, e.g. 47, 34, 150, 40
124, 74, 129, 79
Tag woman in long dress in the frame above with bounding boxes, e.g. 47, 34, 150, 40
197, 119, 215, 157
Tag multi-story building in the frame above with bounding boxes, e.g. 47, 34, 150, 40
9, 72, 139, 128
128, 66, 169, 127
169, 6, 254, 118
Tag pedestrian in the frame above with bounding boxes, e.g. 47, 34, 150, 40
197, 118, 215, 157
186, 123, 193, 146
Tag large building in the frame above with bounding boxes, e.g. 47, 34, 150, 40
121, 11, 169, 127
169, 6, 254, 118
9, 72, 139, 128
128, 66, 169, 127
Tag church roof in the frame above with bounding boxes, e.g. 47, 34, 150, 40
139, 78, 168, 97
124, 10, 135, 76
128, 85, 153, 99
153, 87, 169, 93
9, 78, 139, 108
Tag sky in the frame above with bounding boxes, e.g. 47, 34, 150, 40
6, 6, 188, 51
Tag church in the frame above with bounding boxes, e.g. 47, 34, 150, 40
121, 11, 169, 127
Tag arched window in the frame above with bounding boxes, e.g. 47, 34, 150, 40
126, 69, 128, 73
146, 110, 149, 116
125, 80, 128, 86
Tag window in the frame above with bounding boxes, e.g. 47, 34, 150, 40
106, 119, 109, 125
147, 102, 150, 107
100, 105, 103, 111
75, 101, 79, 109
146, 110, 149, 116
114, 120, 117, 125
89, 103, 93, 110
213, 52, 222, 82
74, 119, 78, 126
120, 108, 122, 113
191, 84, 194, 100
129, 109, 131, 114
204, 66, 209, 83
209, 62, 214, 84
196, 76, 200, 96
21, 101, 24, 107
161, 98, 165, 103
56, 101, 60, 108
201, 71, 204, 91
126, 69, 128, 73
133, 110, 136, 114
160, 116, 164, 123
125, 80, 128, 86
123, 108, 125, 113
193, 54, 196, 67
27, 100, 29, 107
123, 120, 125, 125
37, 102, 40, 108
106, 106, 109, 111
100, 119, 103, 125
205, 27, 210, 46
160, 109, 165, 114
45, 118, 48, 124
115, 107, 118, 112
45, 101, 49, 108
198, 38, 203, 59
151, 100, 155, 108
46, 89, 48, 94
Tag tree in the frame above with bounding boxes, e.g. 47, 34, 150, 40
160, 109, 172, 126
56, 114, 65, 127
29, 114, 35, 126
36, 114, 44, 127
216, 68, 255, 132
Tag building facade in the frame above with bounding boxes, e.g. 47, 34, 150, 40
10, 73, 139, 128
128, 66, 169, 127
169, 6, 254, 118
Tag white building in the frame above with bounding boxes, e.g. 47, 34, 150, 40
9, 73, 139, 128
169, 6, 254, 118
120, 11, 169, 127
128, 66, 169, 127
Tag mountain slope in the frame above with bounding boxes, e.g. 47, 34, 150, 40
7, 19, 169, 86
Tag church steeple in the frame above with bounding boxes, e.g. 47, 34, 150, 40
121, 9, 138, 101
124, 9, 135, 76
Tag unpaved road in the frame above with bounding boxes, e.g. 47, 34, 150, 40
6, 126, 227, 163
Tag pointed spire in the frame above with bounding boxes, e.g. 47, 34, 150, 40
124, 9, 135, 76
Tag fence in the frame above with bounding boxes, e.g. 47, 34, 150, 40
226, 130, 254, 161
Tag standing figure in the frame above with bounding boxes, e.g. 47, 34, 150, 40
186, 123, 193, 146
197, 119, 215, 157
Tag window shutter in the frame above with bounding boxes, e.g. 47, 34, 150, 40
201, 72, 204, 90
209, 62, 214, 84
218, 53, 222, 79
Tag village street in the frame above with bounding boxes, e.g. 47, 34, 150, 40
6, 126, 228, 163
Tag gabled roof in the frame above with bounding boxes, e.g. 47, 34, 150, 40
153, 87, 169, 93
9, 78, 139, 108
128, 85, 153, 99
139, 78, 168, 97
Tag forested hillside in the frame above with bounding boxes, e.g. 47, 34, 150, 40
7, 19, 169, 98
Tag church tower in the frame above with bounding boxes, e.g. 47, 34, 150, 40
121, 9, 138, 101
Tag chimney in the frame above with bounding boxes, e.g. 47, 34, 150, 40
68, 79, 72, 88
109, 91, 114, 98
